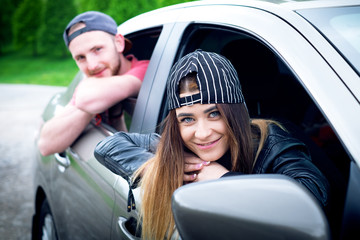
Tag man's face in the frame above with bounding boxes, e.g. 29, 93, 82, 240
69, 30, 121, 78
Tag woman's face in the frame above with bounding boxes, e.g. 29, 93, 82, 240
175, 103, 230, 162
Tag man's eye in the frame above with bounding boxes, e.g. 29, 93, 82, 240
95, 47, 102, 52
76, 56, 85, 61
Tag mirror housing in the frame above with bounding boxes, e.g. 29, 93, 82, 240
172, 175, 330, 240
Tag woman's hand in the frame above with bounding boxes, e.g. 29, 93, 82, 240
195, 162, 229, 182
183, 152, 229, 183
183, 152, 210, 183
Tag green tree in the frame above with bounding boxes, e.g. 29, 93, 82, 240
157, 0, 193, 7
12, 0, 43, 56
39, 0, 77, 57
106, 0, 133, 25
0, 0, 22, 53
106, 0, 194, 25
106, 0, 159, 25
75, 0, 110, 13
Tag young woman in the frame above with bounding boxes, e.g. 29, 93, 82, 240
95, 50, 329, 240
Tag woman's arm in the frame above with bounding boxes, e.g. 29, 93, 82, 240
255, 125, 330, 207
94, 132, 160, 178
269, 142, 329, 207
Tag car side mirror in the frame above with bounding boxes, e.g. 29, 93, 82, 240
172, 175, 330, 240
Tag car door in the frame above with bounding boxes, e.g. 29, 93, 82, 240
48, 123, 117, 240
133, 4, 358, 239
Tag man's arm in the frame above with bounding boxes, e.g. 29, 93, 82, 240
38, 104, 94, 156
75, 74, 142, 114
38, 74, 142, 156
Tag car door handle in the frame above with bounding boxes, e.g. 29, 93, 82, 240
54, 152, 70, 168
118, 217, 141, 240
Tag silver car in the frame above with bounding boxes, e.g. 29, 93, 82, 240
32, 0, 360, 239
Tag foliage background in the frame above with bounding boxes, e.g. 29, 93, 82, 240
0, 0, 195, 86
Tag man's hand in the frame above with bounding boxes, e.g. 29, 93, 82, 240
37, 103, 94, 156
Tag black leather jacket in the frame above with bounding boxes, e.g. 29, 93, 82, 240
94, 124, 329, 207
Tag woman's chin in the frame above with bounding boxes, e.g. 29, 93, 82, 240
196, 153, 222, 162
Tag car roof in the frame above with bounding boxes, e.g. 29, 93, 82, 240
117, 0, 359, 35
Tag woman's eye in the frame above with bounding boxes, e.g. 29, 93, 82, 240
180, 117, 194, 124
209, 111, 220, 118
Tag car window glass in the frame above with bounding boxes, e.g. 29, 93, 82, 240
158, 24, 351, 237
297, 6, 360, 76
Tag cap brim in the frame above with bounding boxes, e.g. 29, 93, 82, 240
124, 38, 132, 53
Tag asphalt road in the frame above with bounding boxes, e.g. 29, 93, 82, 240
0, 84, 65, 240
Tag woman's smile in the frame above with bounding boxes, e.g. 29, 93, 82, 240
176, 103, 229, 162
195, 137, 222, 150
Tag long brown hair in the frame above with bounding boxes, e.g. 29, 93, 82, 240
135, 111, 184, 239
134, 75, 276, 239
217, 103, 254, 173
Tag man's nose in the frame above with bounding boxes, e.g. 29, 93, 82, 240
194, 120, 212, 140
86, 55, 99, 71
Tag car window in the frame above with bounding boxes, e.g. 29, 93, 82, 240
125, 27, 162, 61
106, 27, 162, 131
158, 23, 351, 237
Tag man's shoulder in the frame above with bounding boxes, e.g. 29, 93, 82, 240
125, 54, 150, 81
128, 55, 149, 67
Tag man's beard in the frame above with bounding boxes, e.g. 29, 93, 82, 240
112, 61, 121, 76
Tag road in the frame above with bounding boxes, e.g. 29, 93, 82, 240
0, 84, 65, 240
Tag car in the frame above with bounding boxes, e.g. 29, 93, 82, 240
32, 0, 360, 239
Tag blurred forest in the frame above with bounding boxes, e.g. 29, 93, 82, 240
0, 0, 194, 58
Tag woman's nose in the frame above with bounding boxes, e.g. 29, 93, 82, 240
194, 120, 212, 140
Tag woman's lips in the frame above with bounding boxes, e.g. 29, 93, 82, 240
196, 137, 221, 150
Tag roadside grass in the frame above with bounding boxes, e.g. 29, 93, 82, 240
0, 51, 78, 86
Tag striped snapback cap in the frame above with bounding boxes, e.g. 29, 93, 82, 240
167, 50, 245, 110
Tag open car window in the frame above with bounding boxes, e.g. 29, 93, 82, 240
104, 27, 162, 131
125, 27, 162, 61
158, 23, 351, 238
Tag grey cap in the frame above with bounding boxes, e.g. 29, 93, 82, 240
167, 50, 245, 110
63, 11, 132, 52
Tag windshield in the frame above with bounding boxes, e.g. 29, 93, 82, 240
297, 6, 360, 75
